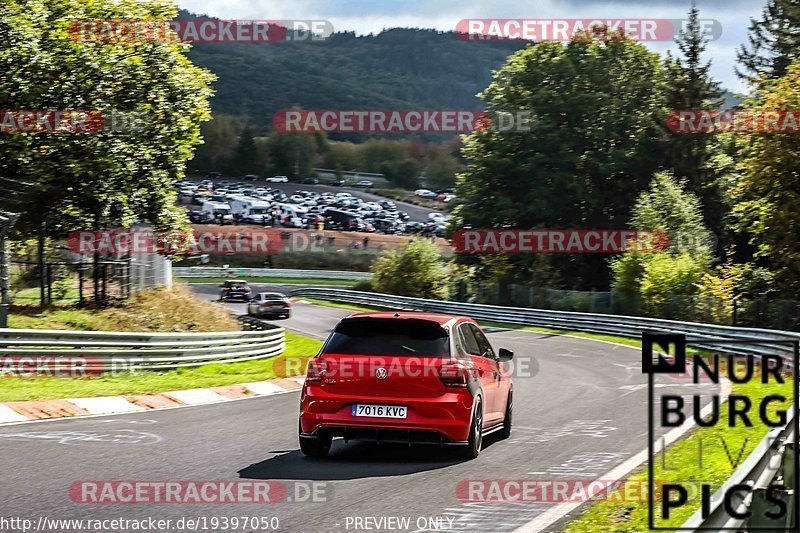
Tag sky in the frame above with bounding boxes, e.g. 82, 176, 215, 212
179, 0, 768, 94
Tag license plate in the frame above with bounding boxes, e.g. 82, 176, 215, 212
351, 404, 407, 418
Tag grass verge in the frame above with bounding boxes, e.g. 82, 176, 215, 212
9, 286, 238, 332
566, 375, 794, 531
0, 332, 322, 402
303, 298, 387, 313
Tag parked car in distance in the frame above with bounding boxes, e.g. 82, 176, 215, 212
187, 210, 211, 224
191, 192, 213, 205
267, 176, 289, 183
201, 201, 234, 223
330, 179, 345, 187
298, 312, 514, 458
352, 180, 374, 188
219, 280, 251, 302
302, 177, 319, 185
242, 174, 259, 181
247, 292, 292, 319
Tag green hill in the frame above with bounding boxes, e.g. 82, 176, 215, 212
182, 11, 527, 131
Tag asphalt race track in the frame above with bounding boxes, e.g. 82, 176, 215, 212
0, 296, 719, 532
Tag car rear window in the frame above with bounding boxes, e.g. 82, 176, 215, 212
322, 318, 450, 357
225, 281, 248, 287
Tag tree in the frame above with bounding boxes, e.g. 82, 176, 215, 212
0, 0, 214, 239
371, 239, 448, 299
451, 36, 668, 289
263, 132, 318, 178
380, 159, 421, 189
231, 126, 258, 175
323, 142, 363, 171
664, 4, 725, 234
424, 147, 460, 189
732, 60, 800, 297
610, 173, 713, 314
737, 0, 800, 82
192, 114, 237, 170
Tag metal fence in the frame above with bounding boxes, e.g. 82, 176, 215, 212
10, 260, 133, 306
288, 288, 800, 361
0, 325, 285, 372
173, 267, 371, 280
469, 282, 800, 332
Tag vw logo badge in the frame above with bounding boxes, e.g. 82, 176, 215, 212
375, 367, 388, 380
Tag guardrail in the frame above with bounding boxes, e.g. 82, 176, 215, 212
290, 287, 798, 529
681, 412, 796, 530
173, 267, 370, 281
0, 325, 285, 371
288, 288, 800, 362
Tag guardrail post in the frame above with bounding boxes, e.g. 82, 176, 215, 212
783, 442, 796, 491
0, 211, 19, 327
749, 487, 793, 529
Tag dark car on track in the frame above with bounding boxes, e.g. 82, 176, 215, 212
298, 312, 514, 459
219, 280, 251, 302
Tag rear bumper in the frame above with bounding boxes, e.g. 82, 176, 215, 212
299, 385, 474, 442
300, 425, 467, 446
222, 293, 249, 300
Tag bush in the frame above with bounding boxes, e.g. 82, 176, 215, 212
371, 239, 448, 299
103, 286, 239, 332
351, 279, 374, 292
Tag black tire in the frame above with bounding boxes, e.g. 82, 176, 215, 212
299, 424, 331, 458
460, 399, 483, 459
498, 391, 512, 439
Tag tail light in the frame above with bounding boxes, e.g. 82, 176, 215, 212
438, 361, 470, 388
306, 358, 329, 382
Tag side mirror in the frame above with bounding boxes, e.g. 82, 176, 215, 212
497, 348, 514, 362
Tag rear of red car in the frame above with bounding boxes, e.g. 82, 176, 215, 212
298, 312, 511, 458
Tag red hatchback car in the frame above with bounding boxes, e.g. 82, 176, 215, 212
298, 312, 514, 459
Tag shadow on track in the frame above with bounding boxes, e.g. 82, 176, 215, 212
239, 437, 509, 480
